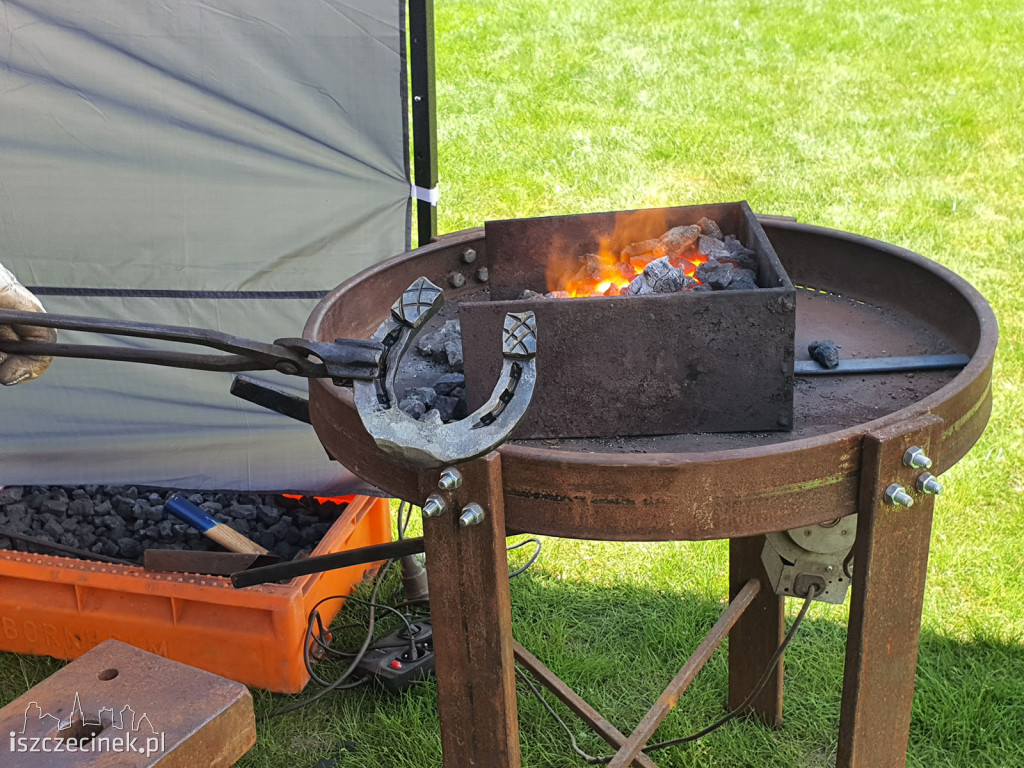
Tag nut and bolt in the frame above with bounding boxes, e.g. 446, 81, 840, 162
459, 503, 486, 527
476, 266, 489, 283
903, 446, 932, 469
884, 484, 914, 508
422, 494, 447, 518
461, 248, 477, 264
449, 272, 467, 289
916, 472, 944, 495
438, 467, 463, 491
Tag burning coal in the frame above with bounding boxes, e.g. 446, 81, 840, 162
528, 216, 760, 299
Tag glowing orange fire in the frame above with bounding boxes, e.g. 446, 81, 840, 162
544, 211, 712, 298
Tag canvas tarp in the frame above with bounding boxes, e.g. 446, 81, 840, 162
0, 0, 410, 492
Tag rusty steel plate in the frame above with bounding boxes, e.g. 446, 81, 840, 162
462, 203, 795, 439
304, 220, 996, 542
0, 639, 255, 768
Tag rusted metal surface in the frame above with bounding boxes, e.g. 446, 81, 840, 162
837, 413, 943, 768
729, 536, 786, 727
513, 642, 659, 768
419, 454, 520, 768
0, 639, 255, 768
462, 202, 795, 439
305, 221, 996, 541
606, 578, 760, 768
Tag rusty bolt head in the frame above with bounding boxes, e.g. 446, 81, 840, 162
438, 467, 463, 491
422, 494, 447, 518
459, 503, 485, 527
903, 446, 932, 469
449, 272, 467, 289
884, 484, 914, 507
916, 472, 944, 495
461, 248, 477, 264
476, 266, 489, 283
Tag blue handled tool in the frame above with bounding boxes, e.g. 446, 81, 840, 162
165, 494, 269, 555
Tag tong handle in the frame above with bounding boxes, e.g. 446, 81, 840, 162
0, 309, 325, 377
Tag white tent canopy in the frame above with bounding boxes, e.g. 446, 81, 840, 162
0, 0, 410, 492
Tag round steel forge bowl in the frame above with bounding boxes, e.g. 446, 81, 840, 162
305, 220, 997, 541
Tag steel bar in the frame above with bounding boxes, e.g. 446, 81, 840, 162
837, 414, 943, 767
230, 536, 424, 588
420, 454, 520, 768
794, 354, 969, 375
230, 376, 311, 424
0, 528, 133, 565
728, 536, 786, 726
512, 642, 660, 768
606, 579, 761, 768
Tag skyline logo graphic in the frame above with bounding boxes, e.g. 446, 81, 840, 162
9, 692, 166, 758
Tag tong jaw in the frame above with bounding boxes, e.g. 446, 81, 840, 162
353, 278, 538, 470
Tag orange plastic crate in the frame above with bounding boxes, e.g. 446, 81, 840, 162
0, 495, 390, 693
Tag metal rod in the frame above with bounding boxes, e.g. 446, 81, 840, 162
606, 578, 762, 768
230, 536, 426, 588
410, 0, 438, 246
0, 529, 134, 566
794, 354, 969, 376
513, 642, 660, 768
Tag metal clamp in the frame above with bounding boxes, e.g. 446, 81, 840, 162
353, 277, 538, 470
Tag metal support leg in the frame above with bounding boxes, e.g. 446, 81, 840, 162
728, 535, 785, 726
420, 453, 520, 768
837, 414, 943, 768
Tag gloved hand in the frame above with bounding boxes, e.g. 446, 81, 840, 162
0, 263, 56, 385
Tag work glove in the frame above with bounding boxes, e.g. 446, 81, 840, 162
0, 263, 56, 385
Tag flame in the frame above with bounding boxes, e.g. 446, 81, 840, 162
545, 211, 710, 297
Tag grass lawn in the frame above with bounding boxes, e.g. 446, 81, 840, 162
3, 1, 1022, 766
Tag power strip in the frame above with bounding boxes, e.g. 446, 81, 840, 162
354, 616, 435, 692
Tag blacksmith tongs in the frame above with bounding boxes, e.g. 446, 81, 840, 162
0, 308, 384, 384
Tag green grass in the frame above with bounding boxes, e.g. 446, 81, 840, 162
3, 0, 1024, 765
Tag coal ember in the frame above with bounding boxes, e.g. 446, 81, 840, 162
695, 259, 735, 290
642, 257, 687, 294
416, 319, 462, 365
432, 372, 466, 396
808, 339, 841, 369
0, 485, 348, 566
725, 268, 759, 291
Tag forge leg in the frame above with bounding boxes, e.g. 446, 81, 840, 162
420, 453, 520, 768
728, 535, 785, 726
837, 414, 943, 768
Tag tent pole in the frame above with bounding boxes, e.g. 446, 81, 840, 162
410, 0, 438, 246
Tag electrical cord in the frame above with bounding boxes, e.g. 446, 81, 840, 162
507, 537, 542, 578
271, 558, 395, 717
279, 503, 542, 715
518, 586, 818, 764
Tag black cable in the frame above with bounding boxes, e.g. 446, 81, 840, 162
272, 559, 394, 716
507, 537, 542, 579
519, 587, 818, 764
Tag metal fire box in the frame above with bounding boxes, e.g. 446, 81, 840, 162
460, 201, 796, 439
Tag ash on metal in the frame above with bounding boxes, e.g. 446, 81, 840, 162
0, 485, 344, 565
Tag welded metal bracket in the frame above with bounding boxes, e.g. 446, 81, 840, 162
761, 516, 856, 604
353, 277, 538, 470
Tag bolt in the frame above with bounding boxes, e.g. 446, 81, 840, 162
461, 248, 477, 264
438, 468, 463, 491
449, 272, 466, 288
916, 472, 944, 495
459, 503, 485, 527
884, 484, 914, 508
275, 361, 301, 376
422, 494, 447, 518
476, 266, 489, 283
903, 446, 932, 469
826, 565, 834, 572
